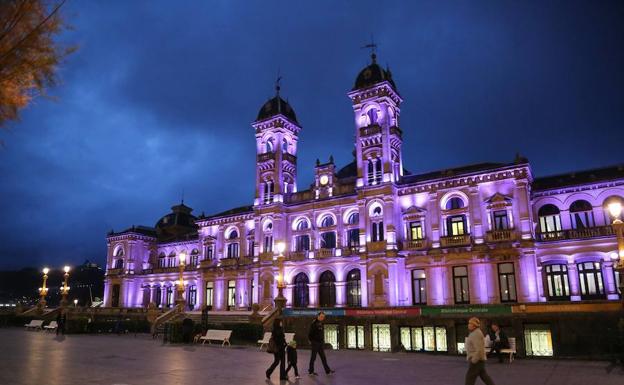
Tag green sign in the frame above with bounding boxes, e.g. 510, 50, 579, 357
421, 305, 512, 316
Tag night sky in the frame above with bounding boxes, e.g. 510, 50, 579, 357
1, 1, 623, 270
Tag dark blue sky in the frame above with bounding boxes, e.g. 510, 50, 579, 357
1, 0, 623, 270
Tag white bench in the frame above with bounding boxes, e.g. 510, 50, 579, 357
484, 336, 517, 363
257, 332, 296, 350
199, 329, 232, 346
44, 321, 58, 332
24, 320, 44, 331
258, 332, 271, 350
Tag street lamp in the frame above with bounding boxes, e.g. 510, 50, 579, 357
175, 252, 187, 308
274, 242, 287, 311
60, 266, 71, 307
38, 267, 50, 308
608, 201, 624, 293
73, 299, 78, 308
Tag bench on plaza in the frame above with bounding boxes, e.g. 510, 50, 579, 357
484, 336, 517, 363
257, 332, 295, 350
44, 321, 58, 332
199, 329, 232, 346
258, 332, 271, 350
24, 320, 44, 331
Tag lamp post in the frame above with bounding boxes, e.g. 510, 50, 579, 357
60, 266, 71, 307
37, 267, 50, 309
608, 202, 624, 301
608, 201, 624, 367
175, 252, 187, 309
274, 242, 287, 311
73, 299, 78, 308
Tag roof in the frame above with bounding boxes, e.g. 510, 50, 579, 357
353, 53, 397, 91
256, 95, 298, 124
202, 205, 254, 220
399, 162, 515, 185
532, 164, 624, 191
108, 225, 157, 238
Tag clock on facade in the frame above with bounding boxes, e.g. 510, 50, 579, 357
319, 175, 329, 186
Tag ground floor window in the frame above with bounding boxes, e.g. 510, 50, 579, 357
346, 325, 365, 349
401, 326, 447, 352
524, 324, 553, 357
227, 280, 236, 309
165, 286, 173, 308
154, 287, 161, 307
324, 324, 339, 350
188, 285, 197, 310
205, 282, 213, 308
372, 324, 391, 352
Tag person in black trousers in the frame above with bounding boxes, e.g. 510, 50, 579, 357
56, 311, 66, 336
286, 340, 300, 379
266, 318, 287, 381
308, 311, 334, 376
487, 323, 509, 363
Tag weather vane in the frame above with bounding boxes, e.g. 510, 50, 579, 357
275, 67, 282, 95
361, 34, 378, 62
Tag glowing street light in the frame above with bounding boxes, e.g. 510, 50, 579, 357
38, 267, 50, 308
274, 242, 287, 311
73, 299, 78, 307
175, 252, 187, 308
60, 266, 71, 307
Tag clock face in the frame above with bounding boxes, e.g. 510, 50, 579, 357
320, 175, 329, 186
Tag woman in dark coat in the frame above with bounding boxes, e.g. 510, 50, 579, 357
266, 318, 287, 381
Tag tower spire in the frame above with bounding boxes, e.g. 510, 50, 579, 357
275, 68, 282, 113
361, 34, 378, 64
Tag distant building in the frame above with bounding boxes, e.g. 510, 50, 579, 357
103, 53, 623, 357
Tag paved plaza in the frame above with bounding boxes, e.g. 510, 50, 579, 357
0, 329, 622, 385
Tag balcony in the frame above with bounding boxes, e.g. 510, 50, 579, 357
107, 268, 123, 276
259, 252, 274, 262
282, 152, 297, 164
289, 251, 308, 261
238, 256, 253, 265
440, 234, 471, 247
367, 241, 387, 253
485, 230, 516, 243
317, 248, 335, 258
341, 246, 360, 257
402, 239, 428, 251
219, 258, 238, 267
359, 124, 382, 137
389, 125, 402, 138
200, 259, 217, 268
256, 152, 275, 163
536, 226, 615, 242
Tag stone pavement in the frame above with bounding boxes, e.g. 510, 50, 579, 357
0, 329, 622, 385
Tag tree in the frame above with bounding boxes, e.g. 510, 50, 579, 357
0, 0, 72, 127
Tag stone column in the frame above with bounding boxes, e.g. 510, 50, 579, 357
308, 283, 319, 308
567, 262, 581, 301
359, 264, 369, 307
335, 281, 346, 307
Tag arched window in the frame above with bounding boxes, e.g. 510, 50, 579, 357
190, 249, 199, 265
366, 108, 378, 125
538, 204, 561, 233
282, 138, 288, 153
367, 157, 382, 185
114, 247, 124, 257
142, 286, 151, 307
114, 259, 123, 269
370, 204, 384, 242
544, 264, 570, 301
263, 181, 274, 204
319, 271, 336, 307
320, 215, 335, 228
168, 252, 176, 267
265, 138, 274, 153
446, 197, 464, 210
296, 218, 309, 231
346, 269, 361, 307
347, 212, 359, 225
293, 273, 309, 308
227, 229, 239, 240
569, 200, 595, 229
158, 252, 166, 268
577, 261, 605, 300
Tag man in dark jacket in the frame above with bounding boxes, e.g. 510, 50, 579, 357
308, 312, 334, 376
488, 323, 509, 363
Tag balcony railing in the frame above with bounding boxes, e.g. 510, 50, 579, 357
289, 251, 308, 261
238, 256, 253, 265
317, 248, 335, 258
485, 230, 516, 243
402, 239, 428, 250
219, 258, 238, 267
283, 152, 297, 164
536, 226, 615, 242
359, 124, 382, 137
367, 241, 387, 253
341, 246, 360, 257
440, 234, 471, 247
256, 152, 275, 162
389, 125, 402, 138
259, 252, 274, 262
107, 268, 123, 276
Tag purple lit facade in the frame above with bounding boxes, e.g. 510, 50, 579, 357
103, 56, 624, 314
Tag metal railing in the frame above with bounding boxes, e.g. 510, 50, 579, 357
536, 226, 615, 242
485, 230, 516, 242
402, 239, 427, 250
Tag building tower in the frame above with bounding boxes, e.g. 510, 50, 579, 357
252, 82, 301, 206
348, 52, 404, 187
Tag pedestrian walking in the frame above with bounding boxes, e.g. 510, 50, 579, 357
286, 340, 300, 379
266, 318, 287, 381
465, 317, 495, 385
308, 311, 334, 376
55, 311, 66, 336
